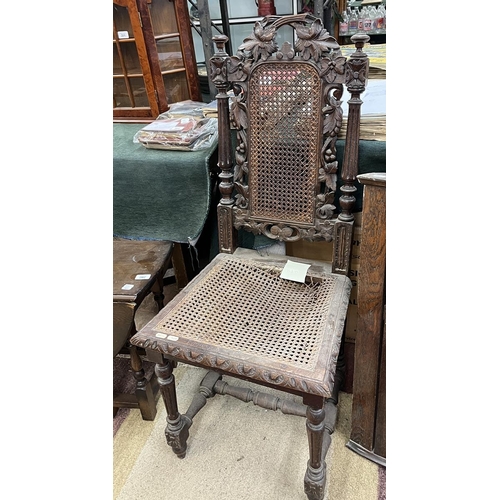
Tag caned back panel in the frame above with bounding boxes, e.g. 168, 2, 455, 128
247, 62, 321, 224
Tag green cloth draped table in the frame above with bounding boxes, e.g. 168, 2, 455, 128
113, 123, 218, 244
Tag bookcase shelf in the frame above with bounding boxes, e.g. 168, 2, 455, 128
113, 0, 201, 122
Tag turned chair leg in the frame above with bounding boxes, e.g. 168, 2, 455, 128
304, 403, 327, 500
156, 360, 190, 458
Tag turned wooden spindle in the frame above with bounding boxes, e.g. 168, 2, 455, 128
210, 35, 233, 207
183, 371, 222, 426
210, 34, 238, 253
339, 31, 370, 222
214, 379, 308, 417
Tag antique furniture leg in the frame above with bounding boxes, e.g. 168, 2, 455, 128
151, 275, 165, 311
130, 342, 157, 421
171, 242, 188, 289
156, 359, 190, 458
183, 371, 222, 427
304, 400, 327, 500
113, 300, 159, 421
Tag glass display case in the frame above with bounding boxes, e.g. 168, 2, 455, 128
113, 0, 201, 121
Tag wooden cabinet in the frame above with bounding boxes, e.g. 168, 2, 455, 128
113, 0, 201, 121
347, 172, 386, 466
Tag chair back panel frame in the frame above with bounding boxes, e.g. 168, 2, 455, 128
211, 14, 369, 275
247, 60, 322, 225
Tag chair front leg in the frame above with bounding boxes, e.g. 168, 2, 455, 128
155, 359, 189, 458
304, 401, 327, 500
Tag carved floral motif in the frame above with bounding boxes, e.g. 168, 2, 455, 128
292, 18, 339, 61
223, 14, 350, 238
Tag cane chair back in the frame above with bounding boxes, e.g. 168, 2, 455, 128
131, 13, 369, 499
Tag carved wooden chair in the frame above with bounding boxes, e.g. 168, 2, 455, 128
130, 13, 369, 499
113, 238, 187, 420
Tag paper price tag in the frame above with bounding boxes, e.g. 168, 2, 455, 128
121, 284, 134, 290
279, 260, 311, 283
154, 333, 178, 341
135, 274, 151, 280
117, 31, 129, 39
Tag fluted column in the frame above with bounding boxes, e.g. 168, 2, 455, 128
339, 32, 370, 222
210, 35, 237, 252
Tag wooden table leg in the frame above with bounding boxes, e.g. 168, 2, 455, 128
172, 243, 188, 289
130, 343, 157, 421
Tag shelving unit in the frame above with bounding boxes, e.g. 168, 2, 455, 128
337, 0, 386, 45
113, 0, 201, 122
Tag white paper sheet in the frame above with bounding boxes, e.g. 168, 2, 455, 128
341, 79, 386, 116
280, 260, 311, 283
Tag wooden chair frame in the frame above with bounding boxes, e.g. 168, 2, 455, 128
131, 13, 369, 499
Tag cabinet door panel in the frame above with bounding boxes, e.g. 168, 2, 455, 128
114, 77, 150, 108
149, 0, 179, 34
148, 0, 201, 103
156, 38, 185, 72
113, 0, 161, 119
113, 42, 142, 75
162, 72, 191, 105
113, 0, 201, 121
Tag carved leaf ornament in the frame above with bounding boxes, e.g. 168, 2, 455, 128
136, 335, 335, 397
239, 20, 279, 61
293, 18, 339, 62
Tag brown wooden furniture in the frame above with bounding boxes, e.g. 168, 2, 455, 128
131, 14, 369, 499
347, 172, 386, 466
113, 0, 201, 121
113, 239, 187, 420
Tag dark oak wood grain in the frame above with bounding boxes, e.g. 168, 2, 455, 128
347, 172, 386, 466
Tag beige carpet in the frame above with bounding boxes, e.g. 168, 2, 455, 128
114, 284, 382, 500
114, 367, 380, 500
